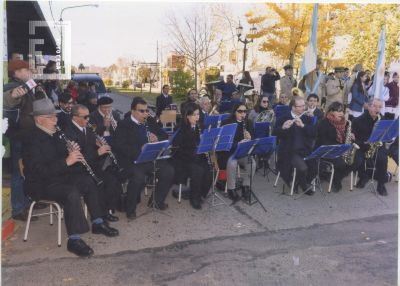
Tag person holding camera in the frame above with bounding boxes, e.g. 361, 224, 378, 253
261, 67, 280, 105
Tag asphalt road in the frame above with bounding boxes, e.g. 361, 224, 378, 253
2, 91, 398, 285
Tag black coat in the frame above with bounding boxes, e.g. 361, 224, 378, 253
112, 116, 168, 170
83, 102, 98, 113
89, 109, 121, 136
199, 110, 208, 124
21, 125, 81, 201
314, 118, 349, 150
170, 122, 208, 184
353, 111, 387, 153
57, 110, 72, 131
156, 94, 173, 116
180, 98, 197, 112
272, 113, 316, 185
77, 88, 91, 104
307, 108, 325, 125
216, 116, 256, 170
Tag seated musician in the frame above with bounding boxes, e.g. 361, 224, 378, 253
272, 92, 289, 110
64, 104, 122, 221
216, 89, 222, 103
388, 135, 398, 166
112, 98, 175, 219
89, 97, 121, 136
353, 98, 389, 196
171, 103, 213, 209
272, 97, 318, 195
231, 90, 241, 100
248, 94, 274, 123
217, 102, 256, 200
180, 89, 199, 111
22, 99, 119, 257
156, 85, 173, 116
199, 97, 219, 124
305, 93, 324, 125
314, 101, 362, 192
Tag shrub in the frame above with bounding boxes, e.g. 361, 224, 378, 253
103, 78, 113, 86
122, 80, 130, 89
169, 65, 195, 100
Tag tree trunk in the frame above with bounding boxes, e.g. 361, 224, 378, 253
289, 53, 294, 66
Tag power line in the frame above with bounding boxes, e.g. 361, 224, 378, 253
49, 1, 61, 34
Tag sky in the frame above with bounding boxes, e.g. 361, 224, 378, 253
38, 1, 252, 68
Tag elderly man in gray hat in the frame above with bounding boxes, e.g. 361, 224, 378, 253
22, 98, 119, 256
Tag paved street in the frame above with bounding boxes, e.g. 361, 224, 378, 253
1, 92, 398, 285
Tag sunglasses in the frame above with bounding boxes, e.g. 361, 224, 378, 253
262, 100, 269, 104
135, 109, 149, 113
236, 110, 247, 114
78, 115, 90, 120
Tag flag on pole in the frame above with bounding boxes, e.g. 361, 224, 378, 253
299, 4, 319, 80
370, 22, 386, 100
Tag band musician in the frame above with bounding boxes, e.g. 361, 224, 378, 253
89, 97, 121, 136
199, 97, 219, 124
155, 85, 173, 117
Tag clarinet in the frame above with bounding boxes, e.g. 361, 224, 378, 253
56, 126, 103, 186
242, 118, 248, 140
143, 118, 151, 142
86, 122, 124, 173
197, 121, 213, 171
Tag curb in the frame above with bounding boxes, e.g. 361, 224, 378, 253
2, 220, 18, 242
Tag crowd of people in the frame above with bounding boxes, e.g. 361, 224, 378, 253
2, 56, 398, 257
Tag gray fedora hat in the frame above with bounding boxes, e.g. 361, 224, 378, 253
30, 98, 62, 116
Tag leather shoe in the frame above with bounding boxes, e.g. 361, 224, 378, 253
102, 214, 119, 222
378, 185, 388, 196
332, 180, 342, 193
137, 195, 141, 205
227, 189, 239, 200
67, 239, 94, 257
302, 185, 314, 196
126, 212, 136, 219
242, 186, 250, 200
147, 199, 169, 210
293, 181, 299, 194
92, 222, 119, 237
355, 177, 368, 189
12, 210, 38, 222
189, 198, 202, 210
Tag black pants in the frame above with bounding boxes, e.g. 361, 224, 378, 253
355, 148, 388, 185
323, 152, 363, 182
186, 160, 213, 201
384, 112, 395, 120
31, 174, 107, 236
291, 150, 318, 192
95, 169, 123, 211
122, 160, 174, 215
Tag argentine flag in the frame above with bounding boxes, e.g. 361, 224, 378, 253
370, 23, 386, 100
299, 4, 318, 80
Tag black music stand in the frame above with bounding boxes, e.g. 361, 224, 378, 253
197, 123, 238, 218
294, 144, 353, 208
254, 122, 275, 179
348, 119, 399, 209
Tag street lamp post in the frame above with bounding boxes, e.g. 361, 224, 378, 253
236, 21, 257, 74
59, 4, 99, 86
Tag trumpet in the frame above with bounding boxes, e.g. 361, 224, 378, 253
107, 110, 117, 130
283, 110, 308, 129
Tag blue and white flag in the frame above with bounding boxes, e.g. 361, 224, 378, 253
371, 22, 386, 100
299, 4, 319, 80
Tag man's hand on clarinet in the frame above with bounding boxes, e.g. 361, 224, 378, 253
66, 150, 84, 166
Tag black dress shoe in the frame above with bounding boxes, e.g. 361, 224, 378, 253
67, 239, 94, 256
293, 181, 299, 194
12, 210, 38, 222
189, 198, 202, 210
92, 222, 119, 237
242, 186, 250, 200
147, 199, 169, 210
137, 195, 141, 205
102, 214, 119, 222
355, 177, 368, 189
378, 185, 388, 196
126, 212, 136, 219
332, 180, 342, 193
227, 189, 239, 200
302, 185, 314, 196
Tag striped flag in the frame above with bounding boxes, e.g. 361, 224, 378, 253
371, 22, 386, 100
299, 4, 319, 80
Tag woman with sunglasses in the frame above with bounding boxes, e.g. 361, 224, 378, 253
217, 102, 256, 201
248, 94, 275, 124
170, 103, 213, 210
314, 101, 362, 192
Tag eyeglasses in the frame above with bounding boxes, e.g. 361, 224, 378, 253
370, 105, 382, 109
236, 110, 247, 114
135, 109, 150, 113
78, 115, 90, 120
262, 100, 269, 104
66, 102, 74, 106
295, 105, 306, 108
40, 114, 57, 120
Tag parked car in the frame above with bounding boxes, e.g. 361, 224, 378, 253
71, 73, 109, 98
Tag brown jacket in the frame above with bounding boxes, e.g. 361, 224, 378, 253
302, 70, 326, 107
326, 78, 348, 108
279, 76, 297, 97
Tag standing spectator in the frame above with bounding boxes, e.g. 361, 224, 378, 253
349, 71, 369, 120
349, 63, 364, 90
280, 65, 297, 97
88, 82, 97, 93
326, 66, 348, 108
9, 52, 21, 60
221, 74, 236, 101
84, 91, 99, 113
237, 71, 254, 94
261, 67, 280, 104
365, 70, 373, 91
343, 68, 351, 92
67, 80, 79, 103
33, 83, 47, 99
155, 85, 173, 116
385, 72, 399, 119
77, 81, 90, 104
43, 68, 61, 105
217, 75, 226, 93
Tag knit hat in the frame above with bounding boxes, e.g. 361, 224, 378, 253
88, 91, 99, 100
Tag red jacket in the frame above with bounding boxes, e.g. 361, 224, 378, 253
386, 82, 399, 107
67, 87, 78, 101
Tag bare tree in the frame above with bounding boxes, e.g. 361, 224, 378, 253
164, 5, 223, 90
115, 58, 130, 87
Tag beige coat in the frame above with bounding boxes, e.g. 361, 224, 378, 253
279, 76, 297, 97
302, 70, 326, 107
326, 78, 348, 108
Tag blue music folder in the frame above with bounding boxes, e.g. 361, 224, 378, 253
135, 141, 169, 164
232, 139, 258, 159
197, 123, 238, 154
367, 119, 399, 144
204, 115, 219, 129
306, 144, 353, 160
218, 102, 230, 113
252, 136, 276, 155
275, 105, 291, 119
102, 135, 114, 146
254, 122, 271, 138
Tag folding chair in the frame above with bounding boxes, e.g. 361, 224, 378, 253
160, 110, 177, 133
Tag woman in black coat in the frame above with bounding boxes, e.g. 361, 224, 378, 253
170, 103, 213, 210
217, 102, 256, 201
315, 101, 362, 192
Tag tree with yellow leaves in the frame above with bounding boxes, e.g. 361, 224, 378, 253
245, 3, 347, 68
338, 4, 399, 72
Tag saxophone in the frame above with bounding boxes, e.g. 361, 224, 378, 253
342, 119, 360, 165
365, 114, 382, 159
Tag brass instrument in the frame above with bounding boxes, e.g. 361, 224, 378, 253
342, 119, 360, 165
199, 81, 221, 116
107, 110, 117, 130
209, 100, 221, 115
56, 126, 103, 186
87, 122, 124, 172
365, 114, 382, 159
291, 87, 304, 98
256, 110, 273, 122
147, 105, 160, 123
244, 89, 256, 110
